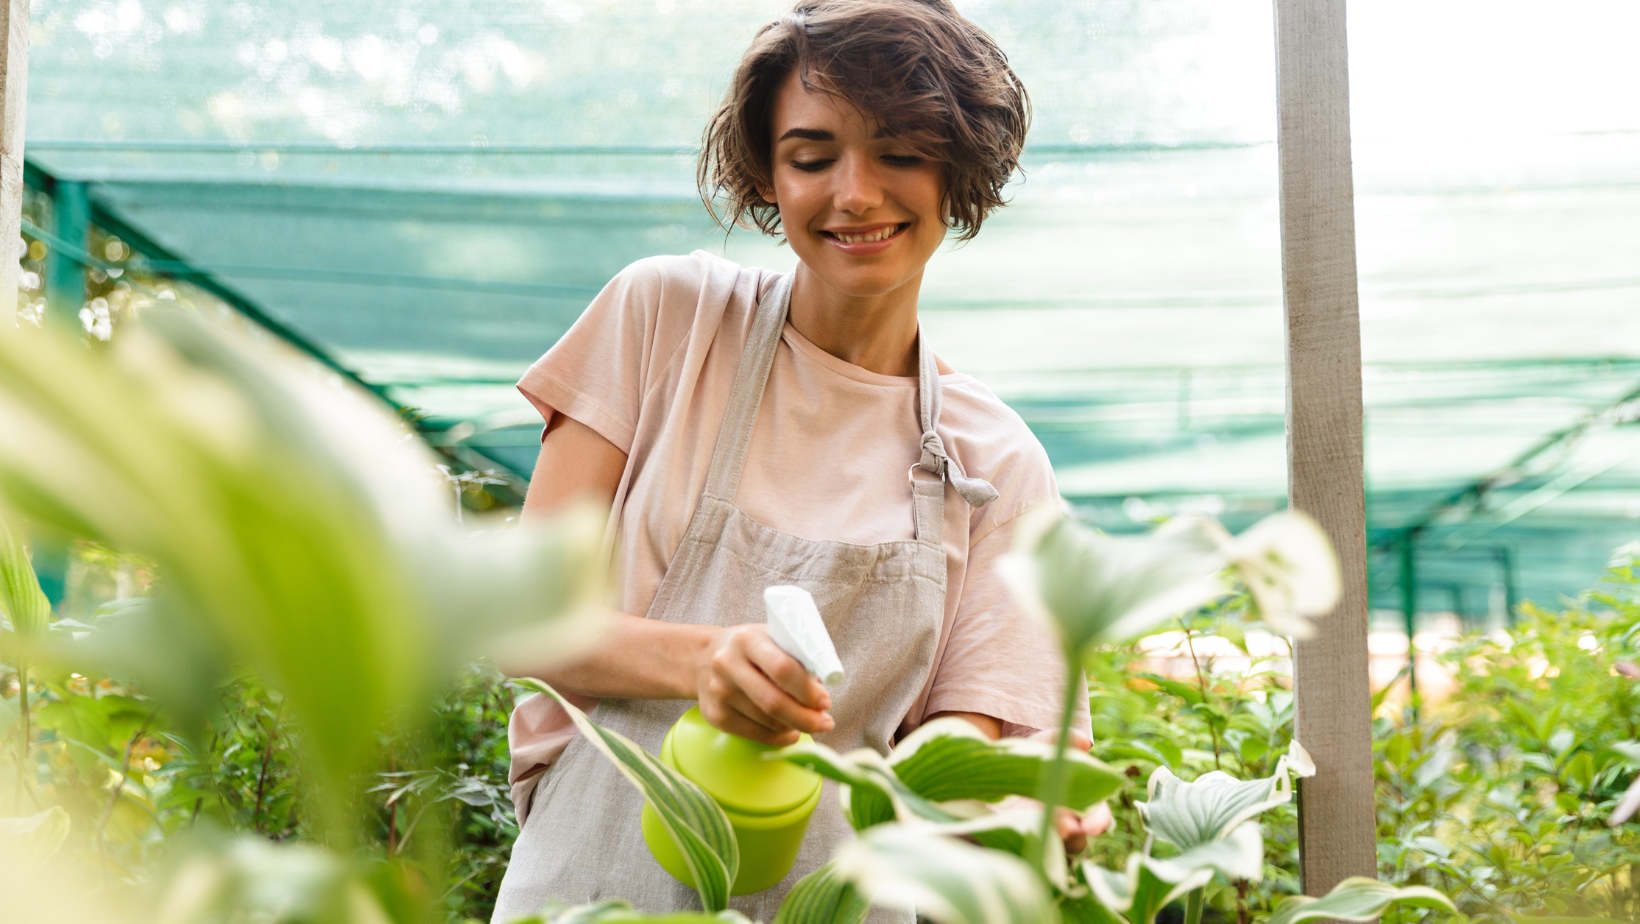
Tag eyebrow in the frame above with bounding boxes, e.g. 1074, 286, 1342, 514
776, 126, 894, 142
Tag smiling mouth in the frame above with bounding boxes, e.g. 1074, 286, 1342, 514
820, 223, 908, 244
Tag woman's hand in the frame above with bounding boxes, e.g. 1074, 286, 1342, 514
1026, 727, 1113, 855
695, 624, 834, 746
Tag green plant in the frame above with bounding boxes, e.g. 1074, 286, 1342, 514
1372, 547, 1640, 922
516, 511, 1456, 924
0, 309, 602, 922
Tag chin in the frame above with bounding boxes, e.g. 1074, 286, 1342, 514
812, 264, 917, 299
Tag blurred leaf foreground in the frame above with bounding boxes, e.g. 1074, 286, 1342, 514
0, 310, 604, 923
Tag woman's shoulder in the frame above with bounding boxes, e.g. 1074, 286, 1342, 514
937, 374, 1057, 529
608, 250, 754, 299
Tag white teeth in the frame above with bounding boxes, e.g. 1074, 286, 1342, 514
833, 225, 897, 243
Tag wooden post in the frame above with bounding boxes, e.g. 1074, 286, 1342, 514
0, 0, 28, 329
1273, 0, 1377, 898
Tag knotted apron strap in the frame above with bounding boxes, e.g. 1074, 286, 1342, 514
701, 272, 794, 502
913, 329, 1000, 509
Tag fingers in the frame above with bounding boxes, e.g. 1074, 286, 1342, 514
1027, 727, 1093, 752
697, 625, 834, 743
699, 696, 801, 746
1056, 808, 1088, 855
1082, 801, 1114, 837
745, 630, 832, 711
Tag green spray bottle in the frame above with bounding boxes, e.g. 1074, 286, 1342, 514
641, 585, 842, 895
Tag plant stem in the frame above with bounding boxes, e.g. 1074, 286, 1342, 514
14, 658, 29, 807
1181, 622, 1222, 770
1185, 886, 1205, 924
252, 701, 284, 835
1031, 649, 1084, 871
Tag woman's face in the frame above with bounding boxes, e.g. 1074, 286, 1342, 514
763, 71, 947, 300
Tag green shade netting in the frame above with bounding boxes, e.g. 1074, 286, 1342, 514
20, 0, 1640, 618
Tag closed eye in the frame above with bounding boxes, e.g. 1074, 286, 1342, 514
790, 159, 835, 173
882, 154, 924, 167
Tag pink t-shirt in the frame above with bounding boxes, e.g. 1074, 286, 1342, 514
511, 251, 1086, 792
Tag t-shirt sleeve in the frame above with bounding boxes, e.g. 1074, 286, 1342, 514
925, 511, 1092, 739
515, 258, 675, 454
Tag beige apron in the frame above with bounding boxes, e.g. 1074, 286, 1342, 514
491, 273, 995, 923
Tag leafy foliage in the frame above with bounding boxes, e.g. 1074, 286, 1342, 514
1372, 548, 1640, 922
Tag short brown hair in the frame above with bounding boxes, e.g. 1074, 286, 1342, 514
698, 0, 1030, 243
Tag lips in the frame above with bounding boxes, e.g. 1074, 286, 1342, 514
818, 222, 908, 254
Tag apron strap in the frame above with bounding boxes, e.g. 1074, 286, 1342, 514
913, 330, 1000, 509
701, 270, 999, 512
701, 272, 794, 501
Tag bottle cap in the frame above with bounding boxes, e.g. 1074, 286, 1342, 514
764, 585, 845, 686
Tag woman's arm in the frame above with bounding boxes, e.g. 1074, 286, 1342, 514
501, 412, 833, 745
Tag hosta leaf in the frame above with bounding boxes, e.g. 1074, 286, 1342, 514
773, 739, 953, 829
1266, 878, 1455, 924
889, 718, 1125, 812
1145, 822, 1264, 883
833, 825, 1058, 924
999, 512, 1228, 652
0, 807, 72, 872
771, 862, 869, 924
1080, 854, 1210, 924
529, 900, 754, 924
517, 679, 738, 913
1137, 757, 1299, 850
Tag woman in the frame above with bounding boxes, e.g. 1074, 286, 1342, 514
492, 1, 1095, 920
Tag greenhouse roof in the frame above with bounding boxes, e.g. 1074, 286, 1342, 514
20, 0, 1640, 622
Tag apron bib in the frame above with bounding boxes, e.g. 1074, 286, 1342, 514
492, 273, 986, 923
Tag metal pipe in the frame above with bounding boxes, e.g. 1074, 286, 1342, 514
45, 179, 88, 325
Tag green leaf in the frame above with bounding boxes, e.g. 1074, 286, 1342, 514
1146, 822, 1264, 883
1136, 758, 1298, 851
771, 862, 869, 924
1138, 675, 1206, 707
1266, 877, 1455, 924
998, 513, 1229, 652
773, 738, 953, 830
540, 900, 752, 924
832, 824, 1059, 924
0, 515, 51, 639
0, 312, 603, 833
1081, 853, 1211, 924
888, 718, 1125, 812
0, 807, 72, 872
516, 679, 739, 912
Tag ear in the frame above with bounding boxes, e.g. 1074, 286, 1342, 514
758, 180, 778, 205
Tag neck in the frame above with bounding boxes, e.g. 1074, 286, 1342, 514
786, 262, 923, 377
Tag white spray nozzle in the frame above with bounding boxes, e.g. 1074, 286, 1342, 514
764, 585, 845, 686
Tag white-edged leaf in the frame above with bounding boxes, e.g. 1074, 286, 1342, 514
773, 739, 953, 829
1266, 877, 1455, 924
0, 807, 72, 872
540, 900, 753, 924
1079, 854, 1211, 924
833, 825, 1059, 924
889, 718, 1125, 812
1285, 739, 1316, 777
1221, 511, 1340, 638
771, 861, 869, 924
517, 679, 738, 912
1145, 822, 1264, 883
1137, 758, 1296, 851
1000, 512, 1229, 652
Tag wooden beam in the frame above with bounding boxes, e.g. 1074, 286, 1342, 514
0, 0, 28, 330
1273, 0, 1377, 897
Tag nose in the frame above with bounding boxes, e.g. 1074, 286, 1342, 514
832, 149, 885, 216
